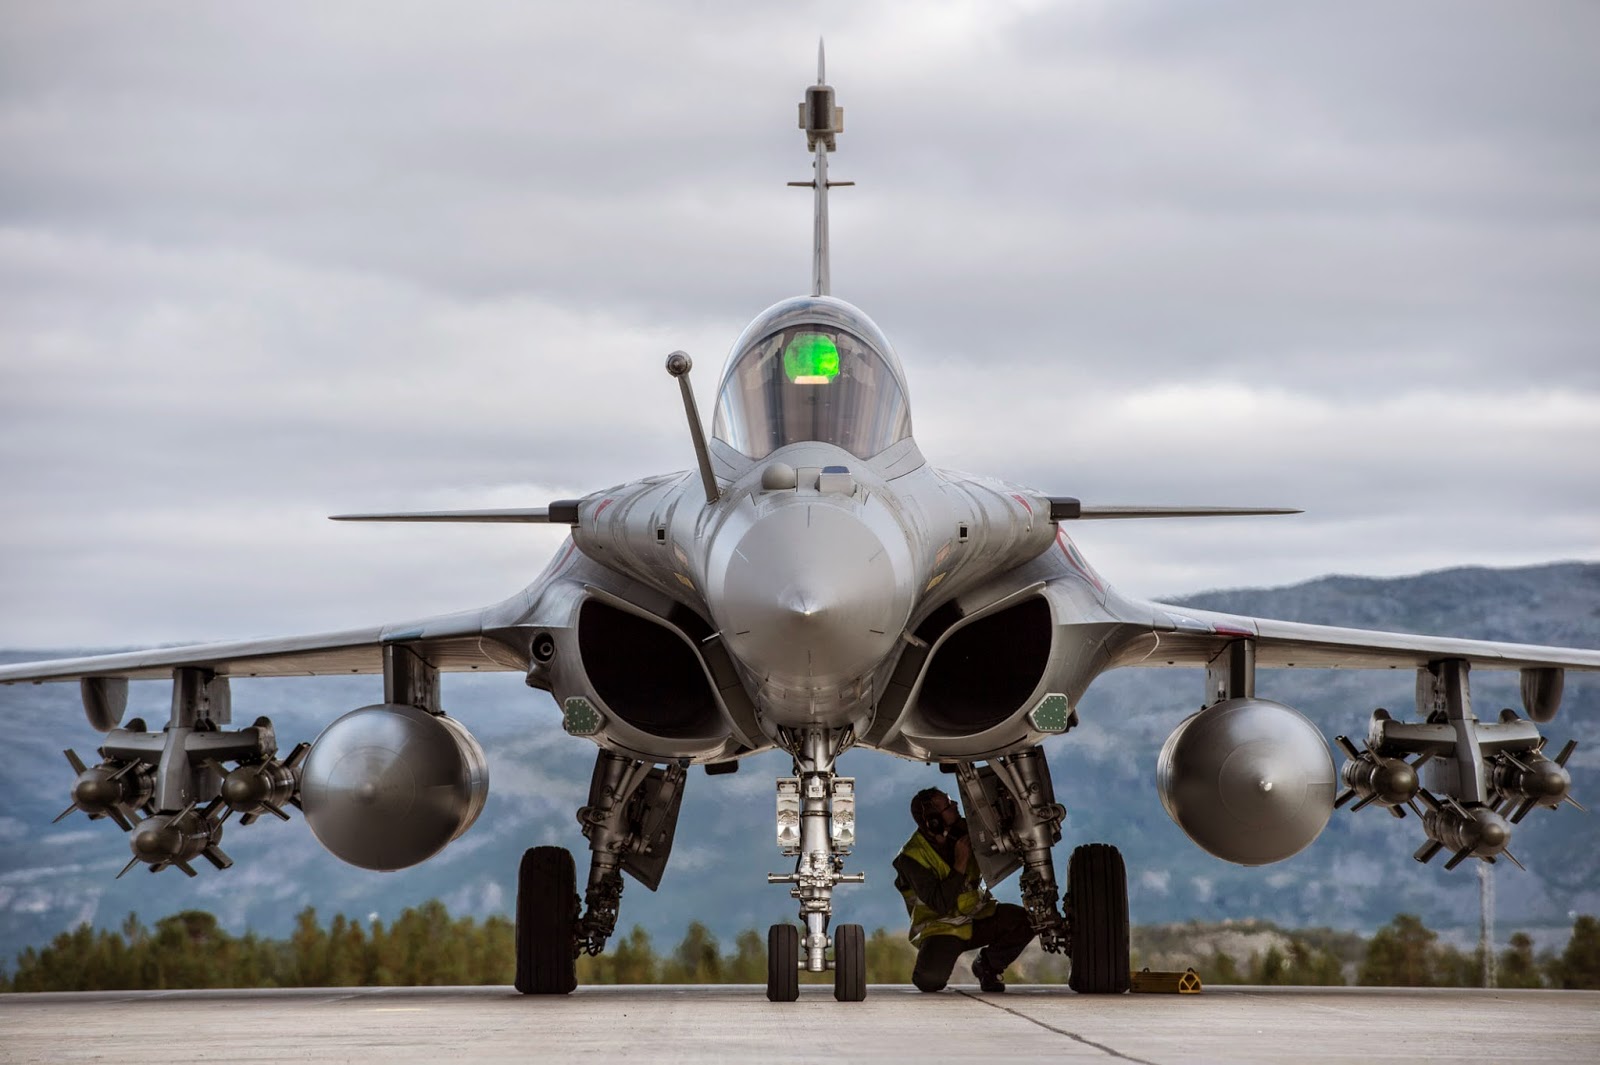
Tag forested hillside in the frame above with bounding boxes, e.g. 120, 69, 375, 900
5, 903, 1598, 992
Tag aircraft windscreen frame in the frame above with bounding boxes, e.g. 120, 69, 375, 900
713, 313, 912, 460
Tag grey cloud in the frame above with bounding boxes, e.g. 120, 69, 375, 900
1, 2, 1597, 645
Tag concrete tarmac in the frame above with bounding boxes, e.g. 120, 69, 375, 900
3, 984, 1597, 1064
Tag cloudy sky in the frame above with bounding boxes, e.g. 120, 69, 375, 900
2, 1, 1597, 649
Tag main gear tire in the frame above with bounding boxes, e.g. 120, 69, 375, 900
515, 846, 579, 995
766, 923, 800, 1002
832, 923, 866, 1002
1066, 842, 1130, 994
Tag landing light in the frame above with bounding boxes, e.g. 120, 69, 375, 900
783, 332, 839, 384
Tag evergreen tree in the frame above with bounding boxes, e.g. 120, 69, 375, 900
428, 904, 471, 985
289, 907, 329, 987
575, 950, 611, 985
1359, 914, 1438, 987
864, 927, 919, 984
665, 921, 722, 983
151, 911, 230, 989
1553, 915, 1600, 990
367, 918, 398, 986
723, 929, 766, 983
121, 913, 153, 989
1498, 932, 1543, 989
1276, 939, 1346, 986
610, 925, 658, 984
1429, 943, 1476, 988
1204, 950, 1242, 984
323, 914, 366, 986
475, 916, 515, 985
1253, 944, 1289, 985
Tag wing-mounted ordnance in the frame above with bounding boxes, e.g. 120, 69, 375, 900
1332, 733, 1420, 816
298, 645, 487, 870
56, 645, 491, 877
1335, 659, 1583, 870
1493, 737, 1581, 823
55, 747, 154, 832
58, 667, 301, 878
213, 742, 309, 825
1156, 640, 1338, 865
300, 702, 487, 870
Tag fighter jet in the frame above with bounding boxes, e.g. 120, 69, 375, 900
5, 51, 1597, 1002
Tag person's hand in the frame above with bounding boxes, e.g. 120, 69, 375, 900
953, 834, 971, 873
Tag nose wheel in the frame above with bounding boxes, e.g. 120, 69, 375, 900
766, 923, 799, 1001
832, 923, 866, 1001
764, 921, 866, 1001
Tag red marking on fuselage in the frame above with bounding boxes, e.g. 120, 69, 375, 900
1012, 494, 1033, 514
593, 498, 614, 518
1056, 528, 1105, 593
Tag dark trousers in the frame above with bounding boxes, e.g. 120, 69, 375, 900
911, 902, 1035, 992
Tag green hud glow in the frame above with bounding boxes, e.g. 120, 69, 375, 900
783, 333, 840, 384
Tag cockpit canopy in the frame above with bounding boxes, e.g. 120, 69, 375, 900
712, 296, 913, 460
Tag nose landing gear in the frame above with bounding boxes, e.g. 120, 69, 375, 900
766, 728, 868, 1001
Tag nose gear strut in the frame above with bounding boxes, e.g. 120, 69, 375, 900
766, 727, 866, 1000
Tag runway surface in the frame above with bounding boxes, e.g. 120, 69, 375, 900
3, 983, 1597, 1064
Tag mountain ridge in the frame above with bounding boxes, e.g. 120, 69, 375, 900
2, 561, 1595, 970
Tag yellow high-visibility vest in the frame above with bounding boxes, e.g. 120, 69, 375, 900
896, 830, 996, 946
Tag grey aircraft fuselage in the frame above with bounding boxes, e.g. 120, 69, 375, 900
5, 50, 1599, 995
511, 293, 1112, 768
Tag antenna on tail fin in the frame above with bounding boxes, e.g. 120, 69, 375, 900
789, 39, 852, 296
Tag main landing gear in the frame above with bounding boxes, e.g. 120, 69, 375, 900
514, 846, 579, 994
954, 745, 1130, 994
1065, 843, 1130, 995
514, 749, 687, 995
515, 737, 1128, 998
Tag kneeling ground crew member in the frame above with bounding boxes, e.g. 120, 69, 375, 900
893, 786, 1035, 992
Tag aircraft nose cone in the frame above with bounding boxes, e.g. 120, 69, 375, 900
716, 503, 910, 684
781, 589, 822, 618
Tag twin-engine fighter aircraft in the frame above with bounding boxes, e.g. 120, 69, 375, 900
5, 52, 1598, 1002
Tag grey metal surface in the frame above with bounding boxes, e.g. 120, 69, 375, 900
1157, 698, 1337, 865
3, 985, 1598, 1064
300, 704, 488, 871
766, 728, 865, 972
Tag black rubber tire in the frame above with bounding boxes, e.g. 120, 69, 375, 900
832, 923, 866, 1002
514, 846, 579, 995
1066, 842, 1130, 994
766, 923, 800, 1002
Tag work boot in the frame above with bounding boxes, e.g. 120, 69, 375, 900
972, 953, 1006, 993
